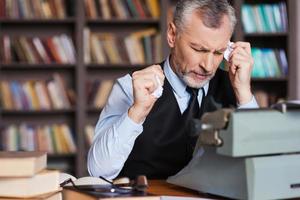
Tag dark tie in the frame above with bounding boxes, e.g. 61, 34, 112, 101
185, 86, 205, 119
184, 86, 206, 157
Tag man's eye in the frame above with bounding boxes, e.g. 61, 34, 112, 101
214, 51, 223, 55
192, 47, 208, 53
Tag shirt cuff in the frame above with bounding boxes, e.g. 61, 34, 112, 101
116, 112, 144, 141
237, 95, 259, 109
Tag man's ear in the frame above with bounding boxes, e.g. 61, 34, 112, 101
167, 22, 177, 48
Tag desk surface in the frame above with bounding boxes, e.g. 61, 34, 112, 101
148, 180, 217, 199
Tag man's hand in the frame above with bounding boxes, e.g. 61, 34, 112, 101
228, 42, 254, 105
128, 65, 165, 123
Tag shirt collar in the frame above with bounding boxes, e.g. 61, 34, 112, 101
163, 56, 209, 98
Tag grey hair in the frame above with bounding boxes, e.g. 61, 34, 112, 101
173, 0, 237, 33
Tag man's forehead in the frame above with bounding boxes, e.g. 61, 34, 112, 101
181, 13, 232, 49
189, 37, 228, 51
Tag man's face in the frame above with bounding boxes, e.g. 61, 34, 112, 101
168, 11, 232, 88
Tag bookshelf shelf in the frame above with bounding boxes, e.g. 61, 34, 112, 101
244, 32, 288, 37
1, 109, 76, 115
1, 63, 76, 70
86, 63, 148, 69
251, 77, 288, 82
86, 19, 160, 25
48, 154, 77, 159
0, 18, 76, 24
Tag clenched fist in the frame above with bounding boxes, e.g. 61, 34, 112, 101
128, 65, 165, 123
228, 42, 254, 105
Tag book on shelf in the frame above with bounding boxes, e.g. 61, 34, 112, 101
0, 81, 14, 110
251, 48, 288, 78
86, 79, 114, 109
242, 2, 288, 33
85, 125, 95, 146
0, 36, 11, 64
85, 28, 162, 65
1, 123, 76, 154
146, 0, 160, 18
0, 151, 46, 177
0, 34, 75, 64
94, 79, 114, 108
99, 0, 112, 20
111, 0, 129, 19
0, 0, 68, 19
84, 0, 160, 19
0, 73, 74, 111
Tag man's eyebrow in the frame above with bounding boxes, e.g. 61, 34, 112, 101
190, 43, 227, 52
190, 43, 209, 50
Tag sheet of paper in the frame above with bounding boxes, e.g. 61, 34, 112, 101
151, 75, 163, 98
224, 42, 234, 61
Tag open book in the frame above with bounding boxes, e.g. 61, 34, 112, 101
59, 173, 131, 186
59, 173, 108, 186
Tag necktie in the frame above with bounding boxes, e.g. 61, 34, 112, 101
185, 86, 205, 157
185, 86, 205, 119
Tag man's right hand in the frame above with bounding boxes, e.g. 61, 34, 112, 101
128, 65, 165, 123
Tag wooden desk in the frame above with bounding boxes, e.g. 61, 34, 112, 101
148, 180, 220, 199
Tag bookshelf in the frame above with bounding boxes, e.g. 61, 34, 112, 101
0, 0, 166, 177
0, 0, 299, 177
234, 0, 290, 106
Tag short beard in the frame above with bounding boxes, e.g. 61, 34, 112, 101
171, 58, 213, 89
176, 70, 212, 89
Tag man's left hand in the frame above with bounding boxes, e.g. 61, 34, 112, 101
228, 41, 254, 105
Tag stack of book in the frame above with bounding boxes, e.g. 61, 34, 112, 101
0, 151, 61, 200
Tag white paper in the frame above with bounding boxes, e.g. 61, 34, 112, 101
224, 41, 234, 61
151, 75, 163, 98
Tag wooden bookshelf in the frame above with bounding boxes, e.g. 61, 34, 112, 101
0, 0, 298, 176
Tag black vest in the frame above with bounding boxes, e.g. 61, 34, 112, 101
119, 64, 236, 179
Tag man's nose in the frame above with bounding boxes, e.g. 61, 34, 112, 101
199, 53, 214, 73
